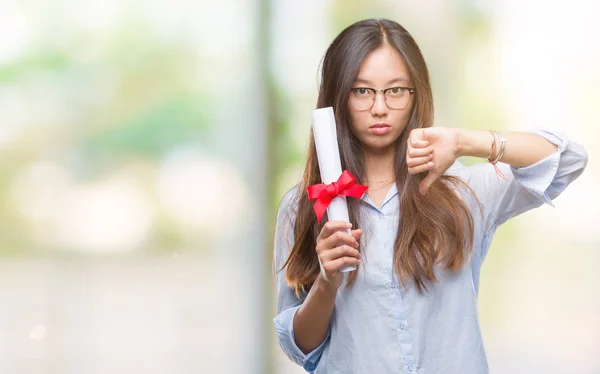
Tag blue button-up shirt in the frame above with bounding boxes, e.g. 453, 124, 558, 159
273, 129, 587, 374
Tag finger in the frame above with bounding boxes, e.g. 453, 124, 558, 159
319, 221, 352, 240
322, 256, 361, 273
420, 171, 439, 195
408, 161, 434, 175
421, 127, 433, 139
406, 154, 434, 167
408, 129, 429, 147
411, 128, 425, 141
350, 229, 362, 240
407, 146, 433, 158
320, 245, 360, 263
410, 139, 429, 148
408, 136, 429, 148
323, 230, 359, 250
409, 129, 429, 147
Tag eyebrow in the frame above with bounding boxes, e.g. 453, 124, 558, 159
354, 77, 410, 85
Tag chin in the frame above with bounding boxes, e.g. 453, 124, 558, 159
362, 138, 398, 151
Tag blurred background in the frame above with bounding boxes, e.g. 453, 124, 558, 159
0, 0, 598, 373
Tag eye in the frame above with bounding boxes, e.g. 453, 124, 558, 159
353, 88, 371, 96
388, 87, 405, 96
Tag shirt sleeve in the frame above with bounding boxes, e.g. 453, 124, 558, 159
457, 129, 588, 259
272, 186, 330, 372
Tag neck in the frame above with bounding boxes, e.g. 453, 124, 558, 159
361, 145, 396, 184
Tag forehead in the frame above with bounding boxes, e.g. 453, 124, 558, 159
355, 45, 411, 85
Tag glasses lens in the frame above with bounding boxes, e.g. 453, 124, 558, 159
385, 88, 410, 110
349, 88, 374, 110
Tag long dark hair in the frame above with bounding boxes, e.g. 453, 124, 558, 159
280, 18, 475, 295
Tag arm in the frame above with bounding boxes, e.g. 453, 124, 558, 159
407, 127, 588, 260
273, 188, 329, 371
295, 219, 361, 353
454, 128, 588, 216
456, 129, 559, 167
293, 273, 338, 354
273, 188, 362, 371
272, 187, 332, 372
456, 129, 588, 259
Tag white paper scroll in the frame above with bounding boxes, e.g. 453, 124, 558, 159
311, 107, 356, 273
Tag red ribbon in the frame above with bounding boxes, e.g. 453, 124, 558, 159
306, 170, 368, 223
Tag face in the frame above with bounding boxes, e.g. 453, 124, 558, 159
347, 44, 415, 154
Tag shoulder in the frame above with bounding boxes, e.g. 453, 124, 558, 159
277, 184, 302, 224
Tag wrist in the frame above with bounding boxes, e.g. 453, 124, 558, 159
456, 129, 493, 159
455, 128, 467, 158
316, 272, 340, 294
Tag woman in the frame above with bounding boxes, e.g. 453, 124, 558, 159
273, 18, 587, 373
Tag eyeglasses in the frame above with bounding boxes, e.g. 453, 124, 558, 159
348, 86, 415, 111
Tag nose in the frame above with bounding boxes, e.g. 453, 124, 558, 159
371, 91, 388, 116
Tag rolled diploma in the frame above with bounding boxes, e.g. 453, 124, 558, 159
311, 107, 356, 273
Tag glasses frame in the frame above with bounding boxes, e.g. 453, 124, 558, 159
349, 86, 416, 111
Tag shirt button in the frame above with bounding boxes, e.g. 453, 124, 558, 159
407, 366, 413, 372
399, 323, 406, 330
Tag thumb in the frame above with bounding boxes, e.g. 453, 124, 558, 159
419, 171, 439, 195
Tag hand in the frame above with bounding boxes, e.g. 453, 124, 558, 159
315, 221, 362, 289
406, 127, 460, 195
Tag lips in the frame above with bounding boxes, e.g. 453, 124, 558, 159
369, 123, 391, 135
370, 123, 390, 129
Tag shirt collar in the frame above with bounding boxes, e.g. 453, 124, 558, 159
361, 183, 399, 213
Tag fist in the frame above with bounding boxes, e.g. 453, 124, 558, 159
406, 127, 459, 195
